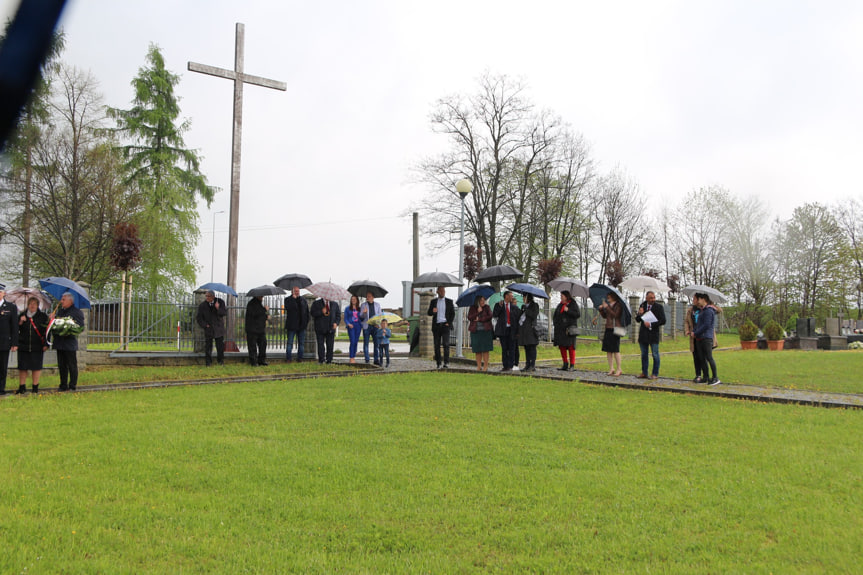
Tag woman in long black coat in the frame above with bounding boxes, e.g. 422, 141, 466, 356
553, 290, 580, 371
517, 294, 540, 372
17, 297, 50, 394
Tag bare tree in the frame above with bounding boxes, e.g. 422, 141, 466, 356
721, 195, 773, 306
590, 168, 653, 283
669, 185, 731, 289
835, 198, 863, 318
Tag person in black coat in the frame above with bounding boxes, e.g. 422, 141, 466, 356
17, 296, 49, 394
553, 290, 580, 371
196, 290, 228, 366
518, 294, 540, 372
51, 292, 85, 391
284, 287, 310, 362
427, 286, 455, 369
0, 284, 20, 395
635, 291, 667, 379
311, 298, 341, 364
493, 291, 521, 371
245, 296, 270, 366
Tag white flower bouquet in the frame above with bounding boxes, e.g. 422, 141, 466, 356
51, 316, 83, 337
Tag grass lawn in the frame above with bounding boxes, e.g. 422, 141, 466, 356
2, 373, 862, 573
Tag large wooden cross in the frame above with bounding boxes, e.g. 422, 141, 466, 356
188, 23, 286, 292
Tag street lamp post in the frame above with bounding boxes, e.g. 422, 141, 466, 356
210, 210, 225, 282
455, 178, 473, 358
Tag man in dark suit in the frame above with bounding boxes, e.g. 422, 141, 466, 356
635, 291, 667, 379
284, 286, 310, 362
51, 292, 84, 391
196, 290, 227, 366
311, 298, 341, 364
427, 286, 455, 369
0, 284, 20, 395
493, 291, 521, 372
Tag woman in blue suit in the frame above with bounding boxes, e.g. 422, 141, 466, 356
344, 295, 363, 363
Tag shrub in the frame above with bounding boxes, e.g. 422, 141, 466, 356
764, 320, 785, 341
738, 319, 759, 341
786, 313, 799, 333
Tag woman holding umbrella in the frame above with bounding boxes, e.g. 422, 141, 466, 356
553, 290, 580, 371
598, 291, 624, 376
17, 297, 49, 394
467, 295, 493, 371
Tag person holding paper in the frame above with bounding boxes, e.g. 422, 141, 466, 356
635, 291, 666, 379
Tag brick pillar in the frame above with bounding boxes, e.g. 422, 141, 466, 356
77, 282, 90, 369
418, 290, 435, 358
303, 294, 317, 360
628, 295, 639, 342
667, 296, 676, 340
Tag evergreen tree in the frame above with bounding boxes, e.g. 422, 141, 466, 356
108, 44, 216, 297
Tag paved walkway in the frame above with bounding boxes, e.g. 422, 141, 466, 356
5, 355, 861, 409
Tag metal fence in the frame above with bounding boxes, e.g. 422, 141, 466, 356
89, 293, 293, 352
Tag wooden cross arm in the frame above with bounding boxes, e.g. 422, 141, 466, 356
187, 61, 287, 91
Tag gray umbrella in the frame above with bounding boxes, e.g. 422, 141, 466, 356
681, 285, 728, 304
474, 264, 523, 283
246, 285, 287, 297
348, 280, 388, 298
273, 273, 313, 290
412, 271, 462, 288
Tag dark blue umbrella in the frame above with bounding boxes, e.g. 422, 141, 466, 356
456, 284, 496, 307
38, 277, 92, 309
198, 282, 238, 297
588, 283, 631, 326
506, 283, 549, 299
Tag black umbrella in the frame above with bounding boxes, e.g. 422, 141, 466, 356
412, 271, 462, 288
273, 273, 313, 290
348, 280, 388, 298
246, 285, 286, 298
474, 265, 523, 283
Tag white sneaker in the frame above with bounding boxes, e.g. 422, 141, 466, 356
512, 365, 520, 372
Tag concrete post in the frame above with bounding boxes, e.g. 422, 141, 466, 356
628, 295, 640, 343
303, 294, 317, 360
667, 296, 677, 340
193, 289, 207, 353
418, 290, 435, 358
77, 282, 90, 369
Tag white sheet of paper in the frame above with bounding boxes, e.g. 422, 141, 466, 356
641, 310, 658, 324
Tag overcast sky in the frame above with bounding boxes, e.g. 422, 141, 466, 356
4, 0, 862, 308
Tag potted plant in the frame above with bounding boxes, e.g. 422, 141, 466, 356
764, 320, 785, 351
738, 319, 758, 350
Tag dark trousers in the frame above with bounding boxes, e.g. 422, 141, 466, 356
316, 331, 335, 363
246, 333, 267, 365
0, 349, 8, 392
205, 336, 225, 365
695, 338, 717, 380
499, 332, 516, 369
523, 344, 537, 368
432, 323, 450, 366
380, 343, 390, 366
57, 349, 78, 389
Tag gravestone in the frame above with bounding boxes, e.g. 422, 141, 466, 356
797, 317, 819, 350
819, 317, 847, 350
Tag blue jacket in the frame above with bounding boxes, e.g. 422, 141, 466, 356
693, 305, 715, 340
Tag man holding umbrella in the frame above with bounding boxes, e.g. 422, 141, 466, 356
245, 295, 270, 366
196, 290, 227, 366
493, 291, 522, 372
284, 286, 310, 363
427, 286, 455, 369
52, 292, 85, 391
311, 297, 341, 364
0, 284, 19, 395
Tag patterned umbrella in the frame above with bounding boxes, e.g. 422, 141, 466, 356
307, 281, 351, 301
369, 313, 403, 326
5, 287, 53, 312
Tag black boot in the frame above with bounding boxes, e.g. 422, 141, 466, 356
32, 385, 39, 394
558, 361, 569, 371
16, 385, 27, 394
